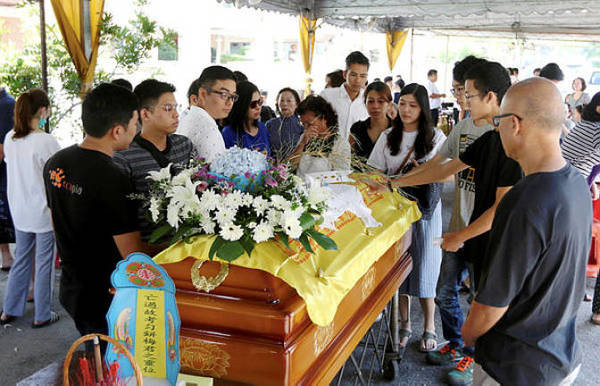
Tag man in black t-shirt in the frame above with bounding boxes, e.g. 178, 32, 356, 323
462, 77, 591, 385
44, 84, 143, 340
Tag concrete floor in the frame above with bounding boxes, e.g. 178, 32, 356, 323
1, 183, 599, 386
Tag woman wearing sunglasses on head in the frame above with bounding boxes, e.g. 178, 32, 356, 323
221, 81, 270, 156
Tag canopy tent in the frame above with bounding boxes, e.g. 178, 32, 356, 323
223, 0, 600, 35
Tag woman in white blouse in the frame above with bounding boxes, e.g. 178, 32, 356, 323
290, 95, 351, 178
368, 83, 446, 352
0, 89, 60, 328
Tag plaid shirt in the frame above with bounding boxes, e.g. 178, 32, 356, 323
114, 133, 194, 241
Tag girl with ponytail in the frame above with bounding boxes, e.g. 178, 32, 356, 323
0, 88, 61, 328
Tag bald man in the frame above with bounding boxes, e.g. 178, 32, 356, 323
462, 77, 592, 386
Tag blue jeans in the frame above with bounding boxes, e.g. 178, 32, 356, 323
3, 230, 55, 322
436, 250, 474, 355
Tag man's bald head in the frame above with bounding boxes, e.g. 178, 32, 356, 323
503, 77, 564, 131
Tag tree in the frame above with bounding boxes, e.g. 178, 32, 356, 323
0, 0, 175, 138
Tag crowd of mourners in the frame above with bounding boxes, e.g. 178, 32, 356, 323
0, 50, 599, 386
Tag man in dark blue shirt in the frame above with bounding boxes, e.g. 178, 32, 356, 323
462, 77, 591, 385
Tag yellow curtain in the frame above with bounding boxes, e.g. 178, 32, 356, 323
299, 15, 317, 97
385, 29, 408, 72
50, 0, 105, 96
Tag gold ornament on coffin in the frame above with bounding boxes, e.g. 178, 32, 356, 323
190, 260, 229, 293
361, 266, 376, 301
314, 322, 335, 356
180, 337, 231, 378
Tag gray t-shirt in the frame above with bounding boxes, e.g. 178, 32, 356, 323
437, 118, 493, 232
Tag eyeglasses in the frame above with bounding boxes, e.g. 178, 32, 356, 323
450, 87, 465, 95
203, 87, 239, 103
145, 103, 180, 113
249, 99, 263, 109
301, 115, 321, 129
492, 113, 523, 127
464, 93, 481, 100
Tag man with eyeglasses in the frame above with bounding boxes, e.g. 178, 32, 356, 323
178, 65, 237, 162
378, 61, 522, 385
463, 76, 590, 386
320, 51, 369, 143
114, 79, 194, 251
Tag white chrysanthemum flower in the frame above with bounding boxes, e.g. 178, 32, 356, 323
266, 208, 282, 225
220, 223, 244, 241
247, 221, 257, 229
270, 194, 291, 211
252, 221, 274, 243
283, 215, 303, 239
149, 196, 161, 223
308, 185, 332, 205
199, 189, 220, 211
253, 196, 270, 215
241, 193, 254, 206
171, 167, 197, 186
146, 164, 172, 182
224, 190, 244, 209
215, 207, 236, 225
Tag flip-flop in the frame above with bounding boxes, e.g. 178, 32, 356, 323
591, 315, 600, 326
0, 315, 16, 325
398, 328, 412, 348
420, 331, 438, 352
0, 266, 10, 272
31, 311, 59, 329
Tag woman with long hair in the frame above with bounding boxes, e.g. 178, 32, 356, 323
265, 87, 304, 161
222, 81, 270, 155
0, 88, 60, 328
291, 95, 351, 177
368, 83, 446, 352
350, 81, 393, 160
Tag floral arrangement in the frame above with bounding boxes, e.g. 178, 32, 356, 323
145, 147, 337, 262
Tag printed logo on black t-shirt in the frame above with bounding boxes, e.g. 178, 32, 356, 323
458, 134, 477, 193
49, 168, 82, 195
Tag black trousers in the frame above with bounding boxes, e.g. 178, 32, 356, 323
431, 108, 440, 127
593, 275, 600, 314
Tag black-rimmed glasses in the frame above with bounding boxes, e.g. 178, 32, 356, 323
203, 87, 239, 103
492, 113, 523, 127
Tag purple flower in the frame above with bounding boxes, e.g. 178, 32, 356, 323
265, 176, 278, 187
244, 171, 252, 178
197, 181, 208, 192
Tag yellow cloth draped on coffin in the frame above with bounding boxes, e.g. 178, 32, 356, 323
154, 185, 421, 326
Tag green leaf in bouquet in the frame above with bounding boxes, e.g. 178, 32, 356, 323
149, 223, 173, 244
239, 235, 255, 258
299, 233, 314, 254
306, 229, 338, 251
216, 241, 245, 262
209, 236, 227, 261
170, 225, 192, 245
299, 212, 317, 230
275, 231, 291, 249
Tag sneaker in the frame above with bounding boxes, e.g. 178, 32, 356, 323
426, 343, 464, 365
447, 356, 474, 385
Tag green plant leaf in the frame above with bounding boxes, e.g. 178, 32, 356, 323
306, 229, 338, 251
209, 236, 226, 261
299, 234, 314, 254
149, 224, 172, 244
216, 241, 245, 262
276, 231, 290, 249
299, 212, 316, 230
239, 236, 255, 258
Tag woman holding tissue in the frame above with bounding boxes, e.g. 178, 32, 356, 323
368, 83, 446, 352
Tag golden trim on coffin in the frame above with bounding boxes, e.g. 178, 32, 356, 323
190, 260, 229, 293
180, 337, 231, 378
361, 266, 376, 301
314, 322, 335, 356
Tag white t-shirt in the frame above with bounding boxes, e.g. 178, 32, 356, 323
177, 105, 225, 162
426, 80, 442, 110
320, 86, 368, 142
3, 130, 61, 232
367, 128, 446, 175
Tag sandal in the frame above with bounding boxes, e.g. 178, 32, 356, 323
592, 314, 600, 326
420, 331, 438, 352
32, 311, 60, 329
398, 328, 412, 349
584, 294, 592, 302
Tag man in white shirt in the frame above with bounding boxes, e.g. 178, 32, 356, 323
426, 69, 446, 127
177, 66, 237, 162
320, 51, 370, 142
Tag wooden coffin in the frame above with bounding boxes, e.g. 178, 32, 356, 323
160, 228, 412, 386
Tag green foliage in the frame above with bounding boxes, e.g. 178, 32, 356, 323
0, 0, 175, 133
